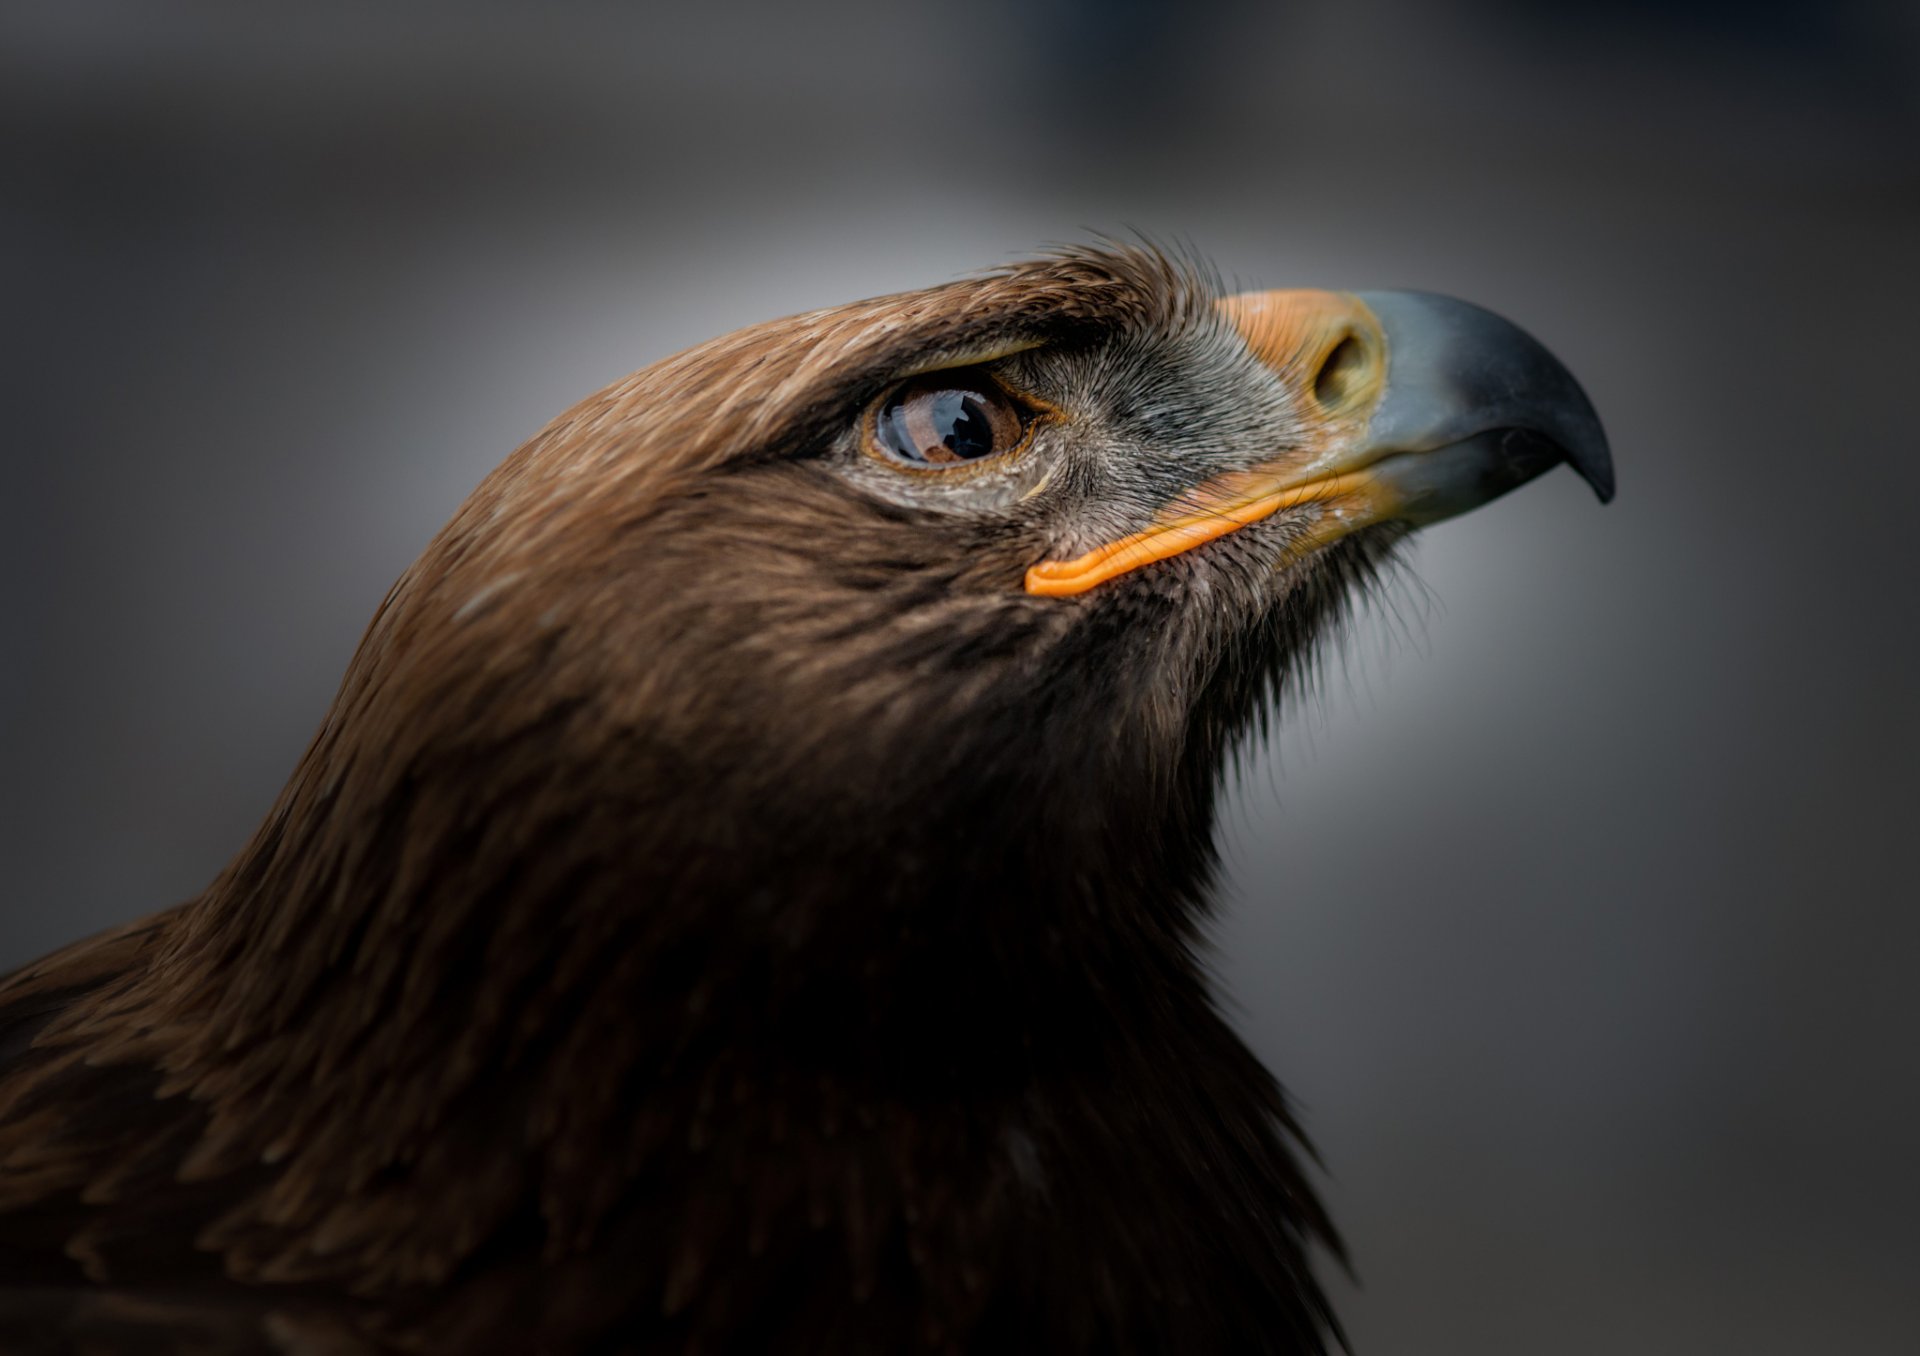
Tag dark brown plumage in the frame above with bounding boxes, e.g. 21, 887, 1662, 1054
0, 245, 1609, 1353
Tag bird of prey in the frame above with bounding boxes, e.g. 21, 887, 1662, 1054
0, 245, 1610, 1354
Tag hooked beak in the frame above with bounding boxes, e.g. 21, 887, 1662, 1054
1024, 289, 1612, 597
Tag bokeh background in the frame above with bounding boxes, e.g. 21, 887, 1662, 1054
5, 2, 1917, 1350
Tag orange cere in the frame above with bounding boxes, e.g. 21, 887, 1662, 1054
1023, 466, 1380, 598
1218, 289, 1359, 381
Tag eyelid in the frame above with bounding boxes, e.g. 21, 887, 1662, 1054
888, 338, 1049, 382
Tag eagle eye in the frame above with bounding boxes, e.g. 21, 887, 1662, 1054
868, 370, 1028, 469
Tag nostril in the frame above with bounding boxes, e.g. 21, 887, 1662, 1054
1312, 335, 1367, 410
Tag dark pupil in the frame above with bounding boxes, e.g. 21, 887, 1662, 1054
929, 391, 992, 460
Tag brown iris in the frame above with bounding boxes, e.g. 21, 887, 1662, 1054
870, 370, 1026, 468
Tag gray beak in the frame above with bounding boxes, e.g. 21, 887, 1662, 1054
1354, 290, 1613, 525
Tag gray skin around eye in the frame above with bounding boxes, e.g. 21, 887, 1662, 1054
1000, 331, 1315, 531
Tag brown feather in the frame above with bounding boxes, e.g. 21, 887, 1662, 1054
0, 246, 1360, 1352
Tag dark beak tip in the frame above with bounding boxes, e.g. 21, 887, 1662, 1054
1570, 429, 1616, 504
1559, 397, 1615, 505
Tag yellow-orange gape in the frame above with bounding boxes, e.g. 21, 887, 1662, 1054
0, 246, 1607, 1354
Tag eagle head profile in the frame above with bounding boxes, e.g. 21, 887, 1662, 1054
0, 244, 1610, 1353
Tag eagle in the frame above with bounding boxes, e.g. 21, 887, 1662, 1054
0, 245, 1609, 1354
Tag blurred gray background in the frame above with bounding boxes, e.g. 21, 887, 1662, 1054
4, 1, 1917, 1350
